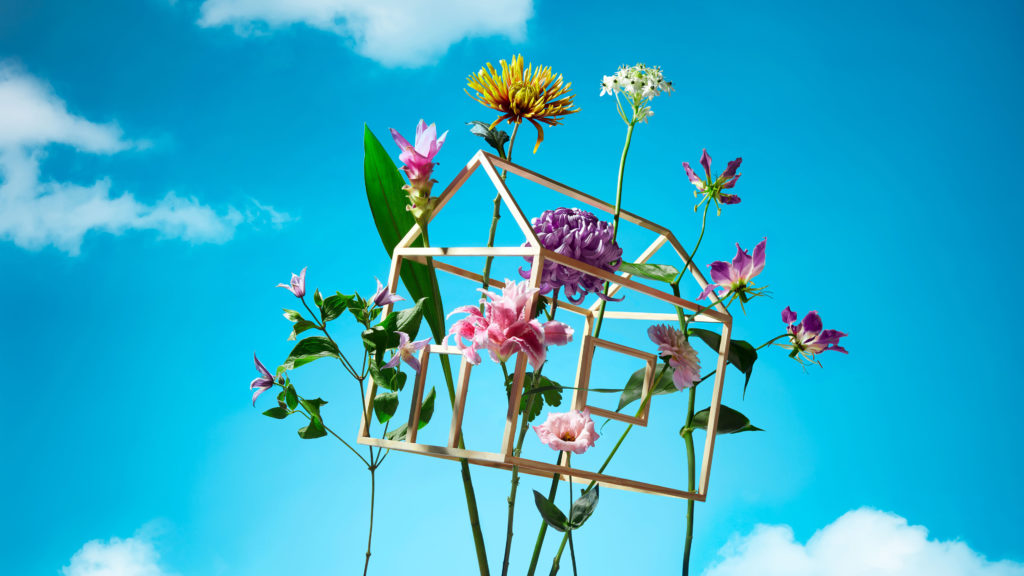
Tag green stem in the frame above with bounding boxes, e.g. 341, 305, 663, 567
420, 226, 491, 576
363, 466, 375, 576
682, 387, 696, 576
673, 201, 711, 286
526, 452, 564, 576
549, 534, 567, 576
593, 122, 636, 338
501, 367, 541, 576
479, 122, 520, 307
566, 453, 577, 576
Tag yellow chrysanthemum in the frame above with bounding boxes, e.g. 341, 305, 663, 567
466, 54, 579, 153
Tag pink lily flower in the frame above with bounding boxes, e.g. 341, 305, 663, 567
533, 409, 599, 454
390, 119, 448, 191
698, 238, 767, 305
276, 267, 307, 298
781, 307, 848, 364
647, 325, 701, 390
448, 279, 573, 369
372, 277, 404, 307
384, 331, 431, 373
250, 353, 275, 406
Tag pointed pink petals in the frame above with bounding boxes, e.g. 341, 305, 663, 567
543, 321, 574, 347
387, 331, 431, 373
647, 325, 701, 390
250, 353, 275, 406
699, 148, 712, 180
372, 277, 404, 307
277, 267, 307, 298
700, 240, 767, 301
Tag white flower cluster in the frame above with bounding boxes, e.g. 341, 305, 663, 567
599, 63, 674, 124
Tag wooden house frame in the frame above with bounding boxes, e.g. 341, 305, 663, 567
357, 151, 733, 501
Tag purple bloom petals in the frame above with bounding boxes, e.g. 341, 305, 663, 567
250, 353, 275, 406
372, 277, 404, 307
781, 306, 798, 325
684, 150, 744, 211
277, 267, 307, 298
699, 148, 712, 180
781, 307, 848, 363
385, 331, 431, 372
699, 239, 767, 306
520, 208, 623, 304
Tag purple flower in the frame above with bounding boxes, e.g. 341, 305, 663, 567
698, 239, 767, 306
519, 207, 624, 304
384, 331, 431, 372
276, 267, 307, 298
647, 324, 701, 390
781, 307, 848, 363
683, 148, 743, 213
390, 119, 448, 193
372, 277, 404, 307
250, 353, 275, 406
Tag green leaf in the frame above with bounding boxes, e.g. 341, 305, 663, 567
362, 298, 428, 364
467, 121, 510, 157
568, 487, 599, 529
298, 416, 327, 439
689, 404, 763, 435
299, 397, 328, 421
321, 293, 353, 322
417, 387, 436, 429
363, 126, 444, 343
616, 365, 679, 412
688, 328, 758, 395
395, 297, 427, 339
505, 373, 563, 423
285, 385, 298, 411
313, 289, 324, 308
262, 407, 291, 419
384, 423, 408, 441
288, 319, 318, 341
618, 262, 680, 283
282, 309, 305, 322
283, 336, 339, 370
532, 490, 568, 532
373, 392, 400, 424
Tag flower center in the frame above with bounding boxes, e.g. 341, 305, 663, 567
560, 431, 576, 442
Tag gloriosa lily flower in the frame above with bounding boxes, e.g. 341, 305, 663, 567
466, 54, 579, 153
447, 279, 574, 368
599, 63, 673, 125
683, 149, 743, 215
384, 331, 431, 372
532, 408, 599, 454
698, 238, 767, 310
390, 119, 447, 225
647, 325, 701, 390
781, 307, 848, 365
276, 267, 307, 298
372, 277, 404, 307
250, 353, 275, 406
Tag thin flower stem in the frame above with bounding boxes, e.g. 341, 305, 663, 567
301, 298, 360, 379
363, 467, 376, 576
566, 453, 577, 576
682, 387, 696, 576
291, 403, 370, 467
479, 122, 521, 308
593, 122, 636, 338
501, 365, 542, 576
674, 200, 711, 286
526, 452, 565, 576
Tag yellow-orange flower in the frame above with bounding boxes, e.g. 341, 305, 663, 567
466, 54, 579, 153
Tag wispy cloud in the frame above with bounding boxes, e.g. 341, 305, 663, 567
0, 63, 287, 256
62, 524, 175, 576
196, 0, 533, 67
703, 508, 1024, 576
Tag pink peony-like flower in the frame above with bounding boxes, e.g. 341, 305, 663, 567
447, 279, 573, 369
533, 409, 599, 454
647, 324, 701, 390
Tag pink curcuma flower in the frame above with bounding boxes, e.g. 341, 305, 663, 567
647, 325, 701, 390
533, 409, 599, 454
384, 331, 431, 372
447, 279, 573, 369
277, 267, 307, 298
250, 353, 275, 406
781, 307, 848, 364
698, 238, 767, 307
390, 119, 448, 192
683, 148, 743, 214
372, 277, 404, 307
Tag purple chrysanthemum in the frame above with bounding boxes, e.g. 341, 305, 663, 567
519, 208, 623, 304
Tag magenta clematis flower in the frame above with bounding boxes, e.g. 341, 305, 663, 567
390, 119, 448, 193
372, 277, 404, 307
448, 279, 574, 368
384, 331, 431, 373
277, 267, 307, 298
250, 353, 275, 406
781, 307, 848, 364
683, 148, 743, 214
647, 324, 701, 390
519, 207, 623, 304
698, 238, 767, 306
533, 408, 599, 454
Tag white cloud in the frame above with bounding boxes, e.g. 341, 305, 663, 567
196, 0, 533, 67
0, 64, 286, 255
62, 527, 174, 576
703, 508, 1024, 576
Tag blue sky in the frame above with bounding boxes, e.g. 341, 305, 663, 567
2, 0, 1023, 575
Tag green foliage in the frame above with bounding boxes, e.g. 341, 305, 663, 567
320, 292, 354, 322
282, 309, 305, 322
568, 487, 599, 529
466, 121, 510, 157
262, 407, 290, 419
531, 487, 600, 532
688, 328, 758, 395
688, 404, 763, 435
288, 320, 318, 341
618, 262, 680, 283
313, 289, 323, 308
282, 336, 339, 370
505, 373, 563, 423
362, 297, 427, 363
532, 490, 569, 533
616, 364, 679, 412
373, 392, 399, 424
382, 387, 437, 440
297, 397, 328, 439
284, 384, 299, 410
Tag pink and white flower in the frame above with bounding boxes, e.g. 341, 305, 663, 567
276, 267, 307, 298
647, 324, 701, 390
533, 409, 599, 454
447, 279, 573, 369
390, 119, 448, 192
